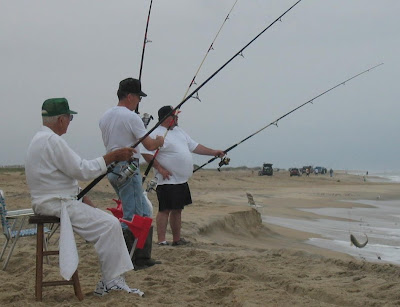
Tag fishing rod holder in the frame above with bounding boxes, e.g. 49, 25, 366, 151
217, 156, 230, 171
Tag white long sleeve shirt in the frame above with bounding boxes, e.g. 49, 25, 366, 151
26, 126, 106, 202
25, 126, 108, 280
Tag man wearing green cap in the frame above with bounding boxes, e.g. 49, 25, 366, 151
25, 98, 145, 297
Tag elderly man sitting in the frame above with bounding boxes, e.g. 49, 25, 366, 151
25, 98, 143, 296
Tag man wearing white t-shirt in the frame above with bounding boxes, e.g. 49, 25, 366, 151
99, 78, 164, 268
142, 106, 224, 246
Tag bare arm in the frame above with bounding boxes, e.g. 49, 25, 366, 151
193, 144, 225, 157
103, 147, 136, 166
142, 153, 171, 180
142, 135, 164, 151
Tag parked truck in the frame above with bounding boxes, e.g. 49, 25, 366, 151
258, 163, 273, 176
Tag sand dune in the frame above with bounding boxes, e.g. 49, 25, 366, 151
1, 169, 400, 306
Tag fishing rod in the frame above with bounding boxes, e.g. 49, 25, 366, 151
141, 0, 240, 184
182, 0, 240, 102
77, 0, 303, 200
193, 63, 384, 172
136, 0, 154, 114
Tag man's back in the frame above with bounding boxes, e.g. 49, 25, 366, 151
99, 106, 146, 158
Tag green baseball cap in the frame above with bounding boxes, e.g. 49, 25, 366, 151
41, 98, 77, 117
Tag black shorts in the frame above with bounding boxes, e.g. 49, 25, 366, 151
156, 182, 192, 212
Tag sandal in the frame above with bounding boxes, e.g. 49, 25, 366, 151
157, 241, 169, 246
172, 238, 191, 246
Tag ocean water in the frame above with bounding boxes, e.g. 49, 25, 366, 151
262, 172, 400, 265
349, 170, 400, 183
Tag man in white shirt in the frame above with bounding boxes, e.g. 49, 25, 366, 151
142, 106, 225, 246
26, 98, 144, 296
99, 78, 164, 269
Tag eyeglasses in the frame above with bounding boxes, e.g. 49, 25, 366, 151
63, 114, 73, 121
129, 93, 142, 101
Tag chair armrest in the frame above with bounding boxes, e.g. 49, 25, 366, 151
6, 209, 34, 218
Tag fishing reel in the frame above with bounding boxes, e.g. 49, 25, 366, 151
116, 161, 138, 184
146, 177, 158, 193
217, 156, 230, 171
141, 113, 154, 128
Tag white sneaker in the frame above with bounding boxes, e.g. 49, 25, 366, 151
94, 279, 106, 296
105, 276, 144, 297
130, 288, 145, 296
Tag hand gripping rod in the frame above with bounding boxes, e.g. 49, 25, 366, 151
77, 0, 303, 199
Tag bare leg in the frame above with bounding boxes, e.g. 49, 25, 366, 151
169, 209, 182, 242
156, 210, 170, 243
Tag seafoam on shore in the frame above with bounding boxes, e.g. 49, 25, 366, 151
263, 198, 400, 265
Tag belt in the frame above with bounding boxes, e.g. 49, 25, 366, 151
117, 158, 139, 164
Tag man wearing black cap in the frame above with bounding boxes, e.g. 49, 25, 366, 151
142, 106, 225, 246
26, 98, 144, 296
99, 78, 164, 269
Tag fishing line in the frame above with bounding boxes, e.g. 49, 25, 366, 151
77, 0, 303, 200
193, 63, 384, 172
136, 0, 154, 114
141, 0, 241, 184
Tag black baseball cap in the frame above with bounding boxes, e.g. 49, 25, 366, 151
158, 105, 181, 121
118, 78, 147, 97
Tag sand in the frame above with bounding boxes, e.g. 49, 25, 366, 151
1, 168, 400, 306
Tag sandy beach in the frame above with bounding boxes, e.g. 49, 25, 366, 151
1, 168, 400, 306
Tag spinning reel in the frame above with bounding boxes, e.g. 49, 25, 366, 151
146, 177, 158, 192
141, 113, 154, 128
217, 156, 230, 171
114, 162, 138, 184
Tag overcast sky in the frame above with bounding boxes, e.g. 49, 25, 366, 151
1, 0, 399, 172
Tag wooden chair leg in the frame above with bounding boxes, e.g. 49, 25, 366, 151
30, 216, 84, 301
35, 223, 44, 301
72, 271, 84, 301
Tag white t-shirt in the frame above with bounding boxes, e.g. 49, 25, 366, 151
141, 126, 198, 185
99, 106, 147, 159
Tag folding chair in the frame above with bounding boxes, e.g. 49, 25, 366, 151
0, 190, 47, 270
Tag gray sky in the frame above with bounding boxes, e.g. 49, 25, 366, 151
1, 0, 399, 172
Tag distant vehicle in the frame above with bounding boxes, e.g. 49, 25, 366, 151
301, 166, 313, 174
258, 163, 273, 176
314, 166, 327, 174
289, 168, 301, 177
